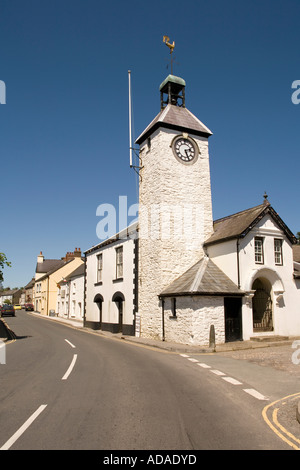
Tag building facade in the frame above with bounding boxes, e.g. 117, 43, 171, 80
136, 75, 214, 340
33, 249, 83, 316
84, 224, 138, 335
83, 73, 300, 346
57, 263, 85, 320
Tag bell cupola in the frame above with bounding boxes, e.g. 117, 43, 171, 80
160, 74, 186, 109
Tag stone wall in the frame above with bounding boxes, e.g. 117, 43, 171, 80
163, 296, 225, 346
138, 127, 213, 339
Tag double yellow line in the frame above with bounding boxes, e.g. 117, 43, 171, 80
262, 392, 300, 450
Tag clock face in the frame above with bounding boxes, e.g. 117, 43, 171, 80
173, 137, 197, 163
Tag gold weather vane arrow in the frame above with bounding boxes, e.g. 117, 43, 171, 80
163, 35, 175, 54
163, 36, 175, 74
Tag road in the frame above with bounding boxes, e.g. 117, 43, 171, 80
0, 310, 299, 451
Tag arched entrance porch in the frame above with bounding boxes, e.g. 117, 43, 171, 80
112, 292, 125, 333
245, 268, 285, 336
93, 294, 103, 328
252, 278, 273, 331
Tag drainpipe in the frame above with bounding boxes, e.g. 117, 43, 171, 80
46, 277, 49, 316
161, 298, 165, 341
236, 238, 241, 289
83, 253, 87, 327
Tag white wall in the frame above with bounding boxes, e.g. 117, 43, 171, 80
69, 275, 84, 319
163, 296, 225, 346
207, 214, 300, 340
138, 127, 214, 339
85, 237, 136, 331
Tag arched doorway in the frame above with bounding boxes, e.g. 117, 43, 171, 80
112, 292, 125, 333
252, 278, 273, 332
94, 294, 103, 328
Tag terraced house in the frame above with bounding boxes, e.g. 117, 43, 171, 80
33, 249, 83, 316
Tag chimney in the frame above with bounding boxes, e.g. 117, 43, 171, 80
37, 251, 44, 264
74, 248, 81, 258
63, 248, 81, 262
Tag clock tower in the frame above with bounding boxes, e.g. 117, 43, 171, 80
136, 75, 214, 339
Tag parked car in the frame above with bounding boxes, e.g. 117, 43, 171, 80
0, 305, 15, 317
14, 304, 22, 310
25, 303, 34, 311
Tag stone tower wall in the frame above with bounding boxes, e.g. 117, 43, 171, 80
138, 127, 213, 339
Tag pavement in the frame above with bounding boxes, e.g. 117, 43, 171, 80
2, 311, 300, 423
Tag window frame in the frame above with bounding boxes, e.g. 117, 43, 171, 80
171, 297, 177, 318
254, 237, 264, 264
115, 246, 123, 280
274, 238, 283, 265
97, 253, 103, 283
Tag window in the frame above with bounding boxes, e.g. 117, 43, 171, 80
97, 254, 103, 283
274, 239, 283, 265
116, 247, 123, 279
255, 237, 264, 264
171, 298, 177, 318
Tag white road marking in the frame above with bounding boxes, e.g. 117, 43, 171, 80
222, 376, 242, 385
181, 355, 269, 401
65, 339, 76, 348
62, 354, 77, 380
0, 404, 47, 450
243, 388, 269, 400
197, 363, 211, 369
210, 369, 226, 376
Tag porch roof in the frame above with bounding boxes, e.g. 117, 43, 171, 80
160, 257, 243, 297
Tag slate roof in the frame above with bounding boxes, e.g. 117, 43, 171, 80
24, 278, 35, 289
160, 257, 243, 297
135, 104, 212, 145
36, 259, 74, 282
65, 263, 85, 281
85, 221, 138, 255
0, 288, 21, 297
204, 202, 297, 247
293, 245, 300, 263
36, 259, 65, 274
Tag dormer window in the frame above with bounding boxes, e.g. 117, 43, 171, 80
255, 237, 264, 264
274, 239, 283, 265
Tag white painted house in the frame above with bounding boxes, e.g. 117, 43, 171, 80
83, 74, 300, 346
160, 197, 299, 344
57, 263, 85, 321
84, 223, 138, 335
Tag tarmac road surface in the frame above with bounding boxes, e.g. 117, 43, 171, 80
0, 310, 298, 451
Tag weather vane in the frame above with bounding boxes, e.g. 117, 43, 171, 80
163, 36, 175, 74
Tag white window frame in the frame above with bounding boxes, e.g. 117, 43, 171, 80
97, 254, 103, 283
255, 237, 264, 264
274, 238, 283, 265
116, 246, 123, 279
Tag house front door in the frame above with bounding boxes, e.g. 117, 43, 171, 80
224, 297, 242, 342
117, 300, 123, 333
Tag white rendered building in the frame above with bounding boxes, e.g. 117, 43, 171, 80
84, 74, 300, 345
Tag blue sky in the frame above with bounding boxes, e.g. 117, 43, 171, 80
1, 0, 299, 287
